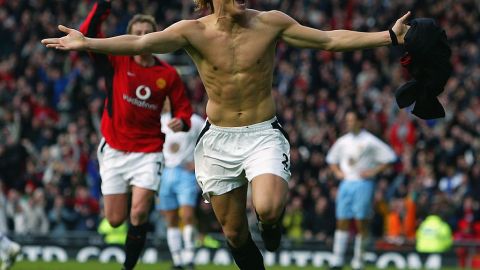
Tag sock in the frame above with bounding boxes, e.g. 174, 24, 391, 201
228, 234, 265, 270
352, 234, 365, 269
167, 227, 183, 266
182, 224, 196, 265
123, 223, 148, 270
332, 230, 349, 267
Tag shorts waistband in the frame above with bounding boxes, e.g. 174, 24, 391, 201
208, 117, 279, 133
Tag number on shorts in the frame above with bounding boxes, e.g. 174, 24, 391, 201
282, 153, 289, 171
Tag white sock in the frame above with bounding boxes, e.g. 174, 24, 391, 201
352, 234, 364, 269
332, 230, 349, 267
167, 227, 183, 266
182, 224, 196, 265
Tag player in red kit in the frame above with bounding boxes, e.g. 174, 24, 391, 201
79, 1, 192, 270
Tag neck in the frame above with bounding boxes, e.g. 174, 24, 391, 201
351, 128, 362, 135
134, 55, 155, 67
213, 2, 246, 30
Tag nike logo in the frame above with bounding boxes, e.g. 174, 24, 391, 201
127, 71, 136, 77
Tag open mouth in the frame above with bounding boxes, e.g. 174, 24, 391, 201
234, 0, 246, 5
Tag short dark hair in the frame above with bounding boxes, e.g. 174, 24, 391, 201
193, 0, 214, 13
346, 108, 367, 121
126, 14, 157, 34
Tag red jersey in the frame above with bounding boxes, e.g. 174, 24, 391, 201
79, 1, 192, 153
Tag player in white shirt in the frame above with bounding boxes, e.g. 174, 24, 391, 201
158, 99, 204, 270
326, 109, 396, 270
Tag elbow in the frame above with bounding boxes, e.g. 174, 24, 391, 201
134, 42, 149, 55
135, 36, 152, 55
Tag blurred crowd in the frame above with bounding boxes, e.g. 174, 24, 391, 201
0, 0, 479, 248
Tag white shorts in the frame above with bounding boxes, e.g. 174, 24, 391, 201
194, 117, 291, 202
97, 138, 164, 195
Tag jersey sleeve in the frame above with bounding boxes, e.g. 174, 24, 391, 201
326, 139, 342, 164
372, 136, 397, 164
168, 70, 193, 131
78, 1, 116, 69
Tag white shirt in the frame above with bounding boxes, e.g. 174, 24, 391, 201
326, 130, 396, 181
161, 113, 205, 168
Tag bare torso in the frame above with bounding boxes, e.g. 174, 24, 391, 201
182, 10, 281, 127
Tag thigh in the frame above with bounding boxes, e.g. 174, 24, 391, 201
352, 181, 375, 220
131, 186, 156, 216
210, 185, 249, 241
336, 181, 354, 220
175, 169, 199, 207
158, 167, 179, 211
251, 174, 289, 218
104, 194, 129, 225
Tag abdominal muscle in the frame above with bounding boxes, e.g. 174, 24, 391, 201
203, 72, 276, 127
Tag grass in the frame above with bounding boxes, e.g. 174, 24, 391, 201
8, 261, 463, 270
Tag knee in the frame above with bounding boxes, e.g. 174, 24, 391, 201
130, 206, 149, 225
180, 211, 195, 225
107, 215, 126, 228
224, 228, 248, 247
162, 212, 180, 227
337, 220, 350, 231
256, 205, 284, 224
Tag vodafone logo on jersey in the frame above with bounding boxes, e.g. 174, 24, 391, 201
135, 85, 152, 100
123, 84, 158, 110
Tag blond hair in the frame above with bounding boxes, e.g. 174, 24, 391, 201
126, 14, 158, 34
193, 0, 214, 13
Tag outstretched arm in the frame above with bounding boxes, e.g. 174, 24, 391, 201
42, 20, 192, 55
271, 11, 410, 51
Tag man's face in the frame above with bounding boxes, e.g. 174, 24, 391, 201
345, 112, 361, 133
130, 22, 155, 36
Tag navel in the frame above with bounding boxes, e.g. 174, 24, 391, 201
213, 66, 218, 71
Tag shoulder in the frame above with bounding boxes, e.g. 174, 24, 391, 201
363, 131, 384, 143
165, 19, 205, 35
330, 135, 346, 149
153, 59, 177, 74
336, 133, 350, 143
257, 10, 297, 26
361, 130, 376, 139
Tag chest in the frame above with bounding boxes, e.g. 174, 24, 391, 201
343, 139, 373, 158
116, 60, 172, 102
191, 25, 277, 72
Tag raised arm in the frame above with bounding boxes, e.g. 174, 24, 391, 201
269, 10, 410, 51
42, 20, 193, 55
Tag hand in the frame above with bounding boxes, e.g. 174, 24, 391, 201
167, 118, 184, 132
41, 25, 87, 51
360, 168, 378, 179
392, 11, 411, 44
333, 170, 345, 180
